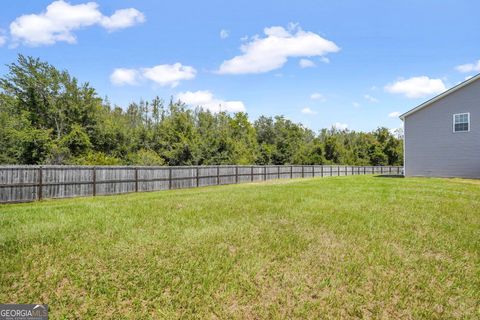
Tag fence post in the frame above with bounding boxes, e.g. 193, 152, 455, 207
38, 166, 43, 200
92, 166, 96, 196
364, 166, 366, 175
290, 165, 293, 179
196, 166, 200, 187
134, 167, 138, 192
321, 165, 324, 177
330, 166, 332, 176
217, 166, 220, 185
313, 165, 316, 178
251, 166, 254, 182
301, 165, 304, 178
338, 166, 340, 176
236, 166, 239, 184
381, 166, 383, 174
277, 166, 280, 179
264, 166, 267, 180
168, 167, 172, 189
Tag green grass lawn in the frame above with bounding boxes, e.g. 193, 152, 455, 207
1, 176, 479, 319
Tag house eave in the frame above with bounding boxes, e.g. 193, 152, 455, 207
399, 73, 480, 121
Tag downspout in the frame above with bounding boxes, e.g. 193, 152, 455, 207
400, 115, 406, 176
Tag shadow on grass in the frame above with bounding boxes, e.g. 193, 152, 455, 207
374, 174, 405, 178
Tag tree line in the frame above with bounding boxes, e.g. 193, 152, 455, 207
0, 55, 403, 166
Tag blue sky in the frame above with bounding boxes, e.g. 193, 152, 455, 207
0, 0, 479, 132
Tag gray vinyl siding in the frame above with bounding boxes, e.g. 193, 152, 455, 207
404, 78, 480, 178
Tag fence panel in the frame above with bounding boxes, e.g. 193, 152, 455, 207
219, 166, 236, 185
138, 167, 169, 192
95, 167, 135, 196
42, 166, 93, 199
237, 166, 252, 184
251, 166, 263, 182
0, 165, 403, 203
171, 166, 196, 189
198, 166, 217, 187
0, 166, 39, 203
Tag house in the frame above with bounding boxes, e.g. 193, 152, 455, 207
400, 74, 480, 178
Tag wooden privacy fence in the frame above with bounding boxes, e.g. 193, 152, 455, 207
0, 165, 403, 203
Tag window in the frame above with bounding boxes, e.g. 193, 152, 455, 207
453, 113, 470, 132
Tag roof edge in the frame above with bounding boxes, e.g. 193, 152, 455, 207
399, 73, 480, 120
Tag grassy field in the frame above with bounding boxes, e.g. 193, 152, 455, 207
1, 176, 479, 319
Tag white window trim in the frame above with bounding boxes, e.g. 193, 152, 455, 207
453, 112, 470, 133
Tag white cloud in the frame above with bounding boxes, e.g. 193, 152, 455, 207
301, 107, 317, 115
332, 122, 348, 130
218, 24, 339, 74
385, 76, 446, 99
110, 63, 196, 87
100, 8, 145, 32
110, 68, 140, 86
310, 92, 325, 101
319, 56, 330, 64
455, 60, 480, 73
220, 29, 229, 39
9, 0, 144, 46
352, 102, 360, 108
364, 94, 378, 103
142, 63, 196, 87
388, 111, 401, 118
299, 58, 316, 68
176, 90, 246, 113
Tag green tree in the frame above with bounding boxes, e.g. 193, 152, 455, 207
127, 149, 165, 166
323, 134, 342, 164
0, 55, 404, 167
369, 143, 388, 166
61, 124, 92, 157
